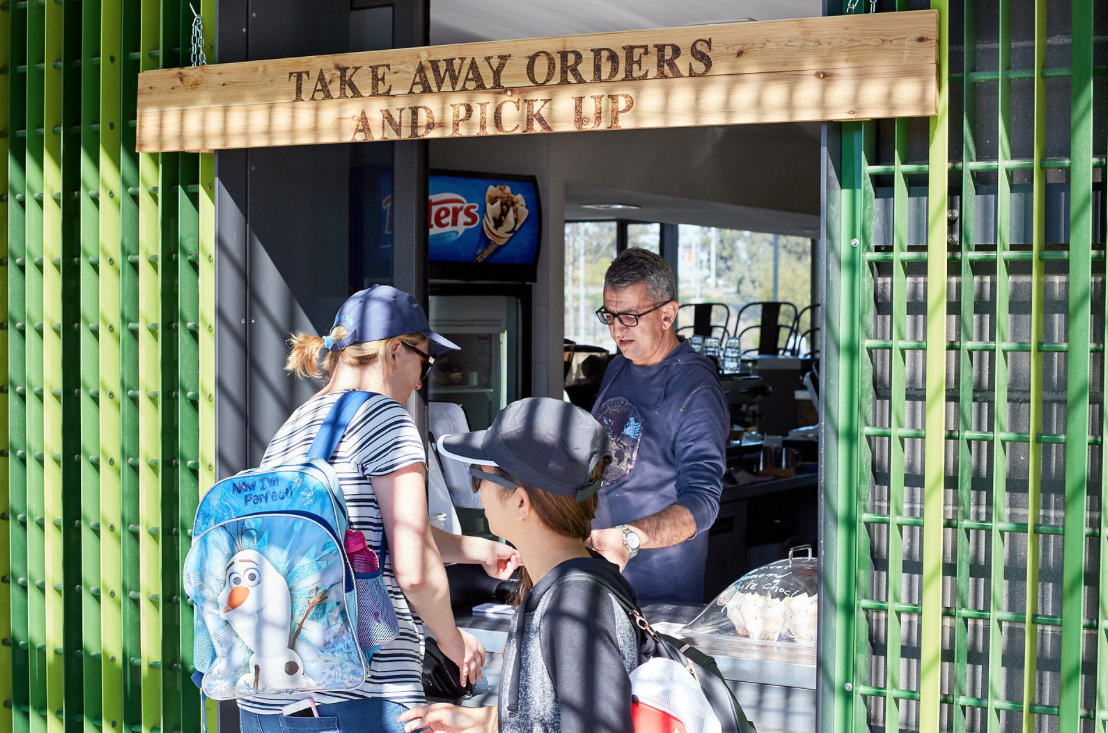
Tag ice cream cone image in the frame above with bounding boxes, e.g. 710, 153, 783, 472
477, 185, 528, 261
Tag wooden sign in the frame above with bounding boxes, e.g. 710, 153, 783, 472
136, 11, 937, 152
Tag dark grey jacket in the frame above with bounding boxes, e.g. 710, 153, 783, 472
497, 557, 640, 733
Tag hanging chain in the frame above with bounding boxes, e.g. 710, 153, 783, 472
190, 3, 207, 66
845, 0, 878, 13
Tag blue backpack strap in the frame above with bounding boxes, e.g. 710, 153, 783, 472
307, 391, 376, 461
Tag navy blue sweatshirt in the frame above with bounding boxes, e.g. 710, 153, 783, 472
591, 339, 729, 603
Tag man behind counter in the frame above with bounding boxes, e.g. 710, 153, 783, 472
587, 248, 729, 603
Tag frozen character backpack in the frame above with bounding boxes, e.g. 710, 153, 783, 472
183, 391, 400, 700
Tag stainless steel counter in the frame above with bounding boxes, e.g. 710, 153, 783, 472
455, 602, 817, 732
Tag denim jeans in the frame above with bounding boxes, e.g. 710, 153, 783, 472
238, 697, 420, 733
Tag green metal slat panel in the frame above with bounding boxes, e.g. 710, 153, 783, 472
57, 0, 83, 727
954, 2, 977, 731
172, 5, 199, 730
154, 2, 180, 729
137, 0, 160, 729
97, 0, 122, 728
24, 0, 46, 724
117, 0, 140, 727
0, 0, 10, 730
78, 0, 101, 727
7, 0, 26, 727
883, 111, 909, 733
832, 117, 872, 733
920, 0, 949, 729
1022, 0, 1048, 729
1059, 0, 1095, 729
987, 4, 1011, 732
41, 0, 61, 718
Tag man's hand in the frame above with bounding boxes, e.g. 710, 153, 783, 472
481, 540, 521, 580
586, 527, 631, 570
397, 703, 496, 733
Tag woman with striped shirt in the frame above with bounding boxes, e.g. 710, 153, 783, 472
238, 285, 520, 733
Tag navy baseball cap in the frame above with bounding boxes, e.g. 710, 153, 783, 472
327, 285, 459, 356
437, 397, 612, 501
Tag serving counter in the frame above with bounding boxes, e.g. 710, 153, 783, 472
455, 601, 817, 733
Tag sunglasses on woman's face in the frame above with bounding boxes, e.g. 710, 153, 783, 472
402, 341, 434, 380
468, 465, 519, 494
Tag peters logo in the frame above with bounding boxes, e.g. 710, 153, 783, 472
428, 193, 480, 239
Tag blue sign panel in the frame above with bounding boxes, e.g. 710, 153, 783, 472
379, 172, 541, 266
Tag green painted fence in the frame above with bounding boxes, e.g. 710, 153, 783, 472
0, 0, 216, 729
824, 0, 1108, 731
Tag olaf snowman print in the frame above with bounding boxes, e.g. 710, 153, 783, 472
218, 547, 320, 695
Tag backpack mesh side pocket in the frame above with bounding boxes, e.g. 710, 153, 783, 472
354, 573, 400, 659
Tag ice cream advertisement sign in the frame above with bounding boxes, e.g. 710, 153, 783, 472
379, 173, 541, 266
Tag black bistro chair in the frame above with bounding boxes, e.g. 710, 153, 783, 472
676, 302, 732, 346
790, 303, 820, 358
733, 301, 799, 356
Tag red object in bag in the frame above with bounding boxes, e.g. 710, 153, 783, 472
632, 701, 688, 733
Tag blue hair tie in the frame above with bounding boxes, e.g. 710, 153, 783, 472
323, 335, 335, 351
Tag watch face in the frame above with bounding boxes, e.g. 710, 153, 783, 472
624, 528, 640, 550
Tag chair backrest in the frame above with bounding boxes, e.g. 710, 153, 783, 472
733, 301, 799, 355
676, 302, 732, 344
790, 304, 820, 356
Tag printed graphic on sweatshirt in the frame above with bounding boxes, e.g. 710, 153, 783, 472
595, 396, 642, 484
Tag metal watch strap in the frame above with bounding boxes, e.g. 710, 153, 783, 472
618, 524, 639, 559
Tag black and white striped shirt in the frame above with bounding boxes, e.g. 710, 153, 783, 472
238, 390, 428, 714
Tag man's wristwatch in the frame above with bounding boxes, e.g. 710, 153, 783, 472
617, 525, 641, 559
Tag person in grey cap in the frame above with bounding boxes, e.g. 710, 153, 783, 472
399, 397, 640, 733
241, 285, 520, 733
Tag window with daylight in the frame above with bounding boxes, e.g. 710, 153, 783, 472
564, 222, 618, 353
676, 226, 814, 355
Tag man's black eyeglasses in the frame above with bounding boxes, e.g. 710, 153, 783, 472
595, 301, 673, 328
402, 342, 435, 380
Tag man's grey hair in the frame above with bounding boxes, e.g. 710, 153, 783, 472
603, 247, 676, 304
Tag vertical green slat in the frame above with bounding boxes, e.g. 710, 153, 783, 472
954, 1, 977, 731
987, 4, 1011, 732
1099, 0, 1108, 720
919, 0, 949, 729
0, 0, 10, 729
195, 20, 216, 733
154, 0, 179, 727
1022, 0, 1047, 729
118, 0, 140, 725
7, 0, 27, 727
78, 0, 102, 726
137, 0, 160, 726
97, 0, 122, 727
1059, 0, 1094, 729
58, 0, 83, 726
173, 4, 199, 728
24, 0, 46, 722
41, 0, 63, 716
833, 117, 873, 733
175, 155, 199, 733
832, 118, 859, 733
883, 101, 909, 733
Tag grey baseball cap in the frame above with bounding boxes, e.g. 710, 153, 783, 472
438, 397, 612, 501
327, 285, 459, 356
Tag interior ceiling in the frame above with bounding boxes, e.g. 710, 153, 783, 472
565, 184, 821, 239
431, 0, 825, 238
429, 0, 824, 45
